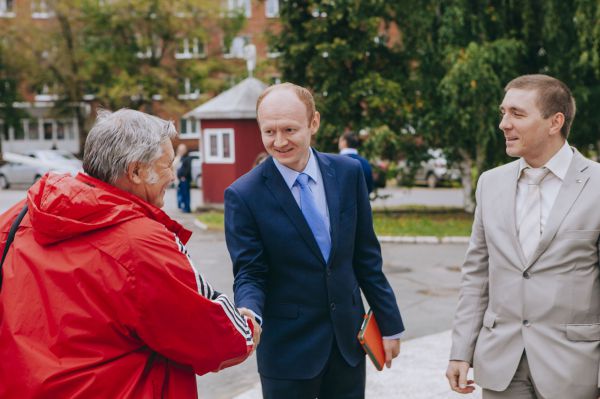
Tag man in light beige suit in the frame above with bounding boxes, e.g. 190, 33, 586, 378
446, 74, 600, 399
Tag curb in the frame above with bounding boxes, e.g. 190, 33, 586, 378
377, 235, 470, 244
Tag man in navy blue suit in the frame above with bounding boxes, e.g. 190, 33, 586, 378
224, 83, 404, 399
338, 131, 374, 194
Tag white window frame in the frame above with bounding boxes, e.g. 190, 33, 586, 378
175, 38, 206, 59
179, 117, 200, 138
223, 35, 250, 59
265, 0, 279, 18
0, 0, 15, 17
34, 84, 59, 102
204, 128, 235, 164
41, 118, 56, 141
227, 0, 251, 18
135, 33, 162, 59
22, 119, 40, 141
31, 0, 54, 19
178, 78, 200, 100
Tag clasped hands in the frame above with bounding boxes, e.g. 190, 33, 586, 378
237, 307, 402, 368
238, 307, 261, 354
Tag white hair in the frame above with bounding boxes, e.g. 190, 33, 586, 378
83, 109, 177, 184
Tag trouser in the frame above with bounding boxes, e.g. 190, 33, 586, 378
178, 179, 191, 212
483, 351, 600, 399
260, 341, 366, 399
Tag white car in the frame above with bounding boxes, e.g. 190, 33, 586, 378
397, 148, 460, 188
0, 150, 82, 189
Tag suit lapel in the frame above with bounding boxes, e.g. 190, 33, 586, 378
262, 157, 326, 264
505, 162, 528, 267
315, 151, 340, 266
524, 150, 590, 270
492, 161, 527, 267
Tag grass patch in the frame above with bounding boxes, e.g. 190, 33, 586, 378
197, 211, 225, 230
373, 212, 472, 237
198, 210, 473, 237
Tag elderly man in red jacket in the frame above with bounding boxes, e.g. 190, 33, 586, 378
0, 109, 258, 398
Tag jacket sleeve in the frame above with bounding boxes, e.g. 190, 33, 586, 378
350, 163, 404, 336
126, 226, 254, 376
449, 173, 490, 364
224, 186, 268, 320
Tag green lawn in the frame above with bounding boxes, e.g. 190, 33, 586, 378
197, 210, 473, 237
372, 212, 472, 237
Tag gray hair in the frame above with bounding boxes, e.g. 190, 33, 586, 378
83, 109, 177, 184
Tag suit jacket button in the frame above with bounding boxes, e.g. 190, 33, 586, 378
523, 271, 530, 279
523, 320, 530, 327
330, 302, 336, 311
326, 268, 331, 276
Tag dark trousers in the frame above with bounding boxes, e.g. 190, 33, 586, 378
177, 179, 191, 212
260, 341, 366, 399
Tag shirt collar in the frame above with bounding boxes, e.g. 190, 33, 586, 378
273, 148, 320, 189
518, 141, 573, 181
340, 148, 358, 155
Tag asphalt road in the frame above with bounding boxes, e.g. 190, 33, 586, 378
0, 185, 469, 398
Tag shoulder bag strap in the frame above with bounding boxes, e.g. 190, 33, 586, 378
0, 204, 29, 288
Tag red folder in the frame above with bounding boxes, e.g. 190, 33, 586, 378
357, 309, 385, 371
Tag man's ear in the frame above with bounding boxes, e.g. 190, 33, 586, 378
126, 162, 144, 184
549, 112, 565, 137
310, 111, 321, 136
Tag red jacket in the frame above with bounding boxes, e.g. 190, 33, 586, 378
0, 173, 254, 398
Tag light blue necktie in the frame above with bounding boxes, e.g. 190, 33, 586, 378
295, 173, 331, 262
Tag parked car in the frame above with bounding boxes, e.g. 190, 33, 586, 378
397, 148, 460, 188
0, 150, 82, 189
188, 151, 202, 188
24, 149, 82, 169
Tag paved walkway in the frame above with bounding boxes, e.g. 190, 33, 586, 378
233, 330, 481, 399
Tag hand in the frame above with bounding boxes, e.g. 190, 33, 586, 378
383, 338, 401, 368
446, 360, 475, 394
238, 307, 261, 351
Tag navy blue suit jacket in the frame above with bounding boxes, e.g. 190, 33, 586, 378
345, 153, 374, 194
224, 150, 404, 379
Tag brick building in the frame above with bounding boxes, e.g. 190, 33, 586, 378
0, 0, 281, 155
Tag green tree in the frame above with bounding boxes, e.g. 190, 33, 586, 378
273, 0, 408, 151
0, 27, 27, 162
16, 0, 246, 154
393, 0, 599, 210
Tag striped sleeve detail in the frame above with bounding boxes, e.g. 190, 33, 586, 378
174, 236, 253, 344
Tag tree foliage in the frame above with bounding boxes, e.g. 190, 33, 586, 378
274, 0, 600, 211
273, 0, 407, 150
6, 0, 246, 153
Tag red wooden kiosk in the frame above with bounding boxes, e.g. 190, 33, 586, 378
183, 77, 267, 204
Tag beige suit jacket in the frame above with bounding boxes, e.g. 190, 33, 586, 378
450, 149, 600, 399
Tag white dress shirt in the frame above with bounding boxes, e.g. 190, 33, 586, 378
516, 141, 573, 234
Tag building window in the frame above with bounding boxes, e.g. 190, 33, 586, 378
43, 120, 53, 140
34, 84, 59, 102
0, 0, 15, 17
175, 38, 206, 59
204, 128, 234, 163
178, 78, 200, 101
25, 119, 39, 140
265, 0, 279, 17
31, 0, 54, 18
136, 34, 162, 59
223, 35, 250, 59
266, 45, 281, 59
227, 0, 251, 18
180, 117, 200, 137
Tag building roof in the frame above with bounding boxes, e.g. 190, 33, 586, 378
183, 77, 268, 120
